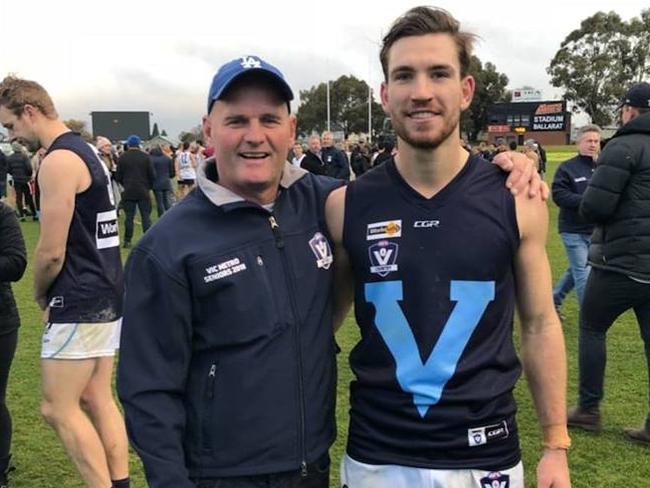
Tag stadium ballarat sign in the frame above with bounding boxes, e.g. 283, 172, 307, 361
532, 102, 566, 132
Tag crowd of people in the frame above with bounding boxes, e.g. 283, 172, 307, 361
0, 4, 649, 488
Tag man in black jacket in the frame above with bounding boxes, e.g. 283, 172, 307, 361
568, 82, 650, 443
321, 131, 349, 180
115, 135, 154, 248
300, 134, 328, 176
551, 125, 600, 318
6, 143, 36, 221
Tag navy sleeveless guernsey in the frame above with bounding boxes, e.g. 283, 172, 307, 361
43, 132, 123, 323
343, 155, 521, 470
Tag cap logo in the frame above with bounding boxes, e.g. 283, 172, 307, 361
240, 56, 261, 69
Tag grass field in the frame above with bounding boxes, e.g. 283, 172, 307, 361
5, 153, 650, 487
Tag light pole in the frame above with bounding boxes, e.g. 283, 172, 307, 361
326, 80, 331, 132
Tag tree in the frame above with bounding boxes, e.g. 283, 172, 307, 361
178, 125, 203, 144
547, 10, 650, 127
296, 75, 384, 137
627, 9, 650, 82
161, 129, 168, 137
462, 56, 510, 141
151, 122, 160, 138
63, 119, 93, 142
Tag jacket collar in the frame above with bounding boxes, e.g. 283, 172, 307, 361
197, 157, 307, 207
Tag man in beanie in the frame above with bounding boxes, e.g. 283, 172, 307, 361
568, 81, 650, 444
115, 135, 154, 249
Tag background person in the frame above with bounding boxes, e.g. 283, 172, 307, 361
149, 145, 175, 218
569, 82, 650, 443
551, 125, 600, 319
0, 200, 27, 487
115, 135, 155, 249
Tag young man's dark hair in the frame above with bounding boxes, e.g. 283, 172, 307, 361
379, 6, 477, 80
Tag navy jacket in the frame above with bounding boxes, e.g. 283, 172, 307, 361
321, 146, 350, 180
150, 151, 175, 191
581, 112, 650, 280
117, 161, 342, 487
551, 154, 595, 235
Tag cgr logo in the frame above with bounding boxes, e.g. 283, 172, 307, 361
240, 56, 261, 69
414, 220, 440, 228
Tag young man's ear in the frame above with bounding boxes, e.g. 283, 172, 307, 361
460, 75, 475, 111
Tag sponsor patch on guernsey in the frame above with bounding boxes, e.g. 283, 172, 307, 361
95, 210, 119, 249
468, 420, 509, 447
203, 258, 247, 283
366, 220, 402, 240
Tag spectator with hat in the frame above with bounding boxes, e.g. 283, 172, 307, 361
115, 135, 154, 249
568, 81, 650, 443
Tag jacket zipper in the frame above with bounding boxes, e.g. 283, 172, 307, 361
207, 363, 217, 399
268, 215, 308, 477
202, 362, 218, 454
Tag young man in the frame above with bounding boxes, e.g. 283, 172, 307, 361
0, 76, 129, 488
326, 7, 570, 487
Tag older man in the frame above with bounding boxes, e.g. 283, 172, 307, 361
551, 124, 601, 318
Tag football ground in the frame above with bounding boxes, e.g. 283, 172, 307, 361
6, 149, 650, 487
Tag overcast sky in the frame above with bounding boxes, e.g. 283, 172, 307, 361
1, 0, 647, 140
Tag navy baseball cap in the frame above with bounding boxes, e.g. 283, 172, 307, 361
207, 55, 294, 113
618, 82, 650, 109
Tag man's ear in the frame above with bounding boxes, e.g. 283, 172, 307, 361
460, 75, 475, 111
202, 114, 212, 144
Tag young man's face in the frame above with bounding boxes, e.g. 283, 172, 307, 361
203, 81, 296, 203
576, 131, 600, 159
0, 105, 38, 146
380, 33, 474, 151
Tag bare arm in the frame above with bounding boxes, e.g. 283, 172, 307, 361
514, 193, 570, 488
33, 150, 91, 309
325, 186, 354, 332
